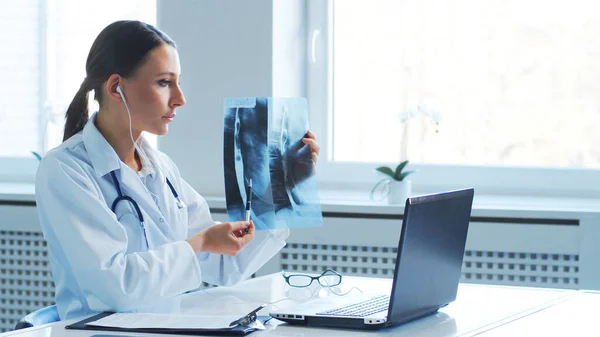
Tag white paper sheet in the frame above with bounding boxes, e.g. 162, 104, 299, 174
86, 313, 241, 329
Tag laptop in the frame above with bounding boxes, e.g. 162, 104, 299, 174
270, 188, 474, 330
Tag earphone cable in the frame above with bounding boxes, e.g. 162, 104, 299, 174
120, 90, 167, 201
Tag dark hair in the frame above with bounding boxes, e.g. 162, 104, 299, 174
63, 20, 176, 141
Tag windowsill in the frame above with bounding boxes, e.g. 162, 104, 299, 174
0, 182, 36, 203
2, 182, 599, 217
203, 189, 600, 217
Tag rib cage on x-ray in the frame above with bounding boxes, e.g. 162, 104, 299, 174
223, 97, 322, 230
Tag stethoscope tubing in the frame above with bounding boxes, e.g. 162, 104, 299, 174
109, 171, 185, 248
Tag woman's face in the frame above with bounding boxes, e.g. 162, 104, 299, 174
121, 43, 186, 136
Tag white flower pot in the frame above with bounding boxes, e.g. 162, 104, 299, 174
387, 180, 412, 205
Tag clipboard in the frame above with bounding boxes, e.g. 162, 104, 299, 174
65, 309, 272, 336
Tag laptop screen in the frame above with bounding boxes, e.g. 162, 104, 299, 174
387, 188, 474, 324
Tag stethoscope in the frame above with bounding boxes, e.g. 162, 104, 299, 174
109, 171, 185, 247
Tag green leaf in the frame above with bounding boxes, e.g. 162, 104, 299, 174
394, 160, 410, 180
398, 170, 416, 181
31, 151, 42, 161
375, 166, 395, 179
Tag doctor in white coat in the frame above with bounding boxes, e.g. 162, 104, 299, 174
35, 20, 320, 320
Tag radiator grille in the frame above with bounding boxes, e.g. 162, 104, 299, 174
0, 221, 584, 331
281, 243, 580, 289
462, 250, 579, 287
281, 243, 397, 277
0, 230, 55, 332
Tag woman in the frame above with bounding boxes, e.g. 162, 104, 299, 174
35, 20, 320, 320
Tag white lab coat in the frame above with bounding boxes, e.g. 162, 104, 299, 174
35, 113, 288, 320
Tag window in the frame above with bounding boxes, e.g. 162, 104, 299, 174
308, 0, 600, 196
0, 0, 156, 160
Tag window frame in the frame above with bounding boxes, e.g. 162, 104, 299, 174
306, 0, 600, 198
0, 0, 46, 183
0, 1, 159, 185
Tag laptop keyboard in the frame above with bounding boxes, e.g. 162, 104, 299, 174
316, 295, 390, 317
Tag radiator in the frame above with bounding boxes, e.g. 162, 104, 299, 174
0, 205, 594, 332
0, 230, 54, 332
260, 214, 583, 290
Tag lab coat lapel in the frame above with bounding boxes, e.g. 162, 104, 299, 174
117, 163, 178, 243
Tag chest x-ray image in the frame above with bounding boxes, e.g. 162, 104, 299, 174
223, 97, 323, 230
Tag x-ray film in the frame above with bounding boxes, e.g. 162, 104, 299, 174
223, 97, 323, 230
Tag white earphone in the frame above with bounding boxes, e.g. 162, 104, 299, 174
115, 84, 167, 197
115, 84, 144, 162
116, 85, 126, 102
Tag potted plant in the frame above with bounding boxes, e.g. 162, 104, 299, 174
370, 99, 441, 204
31, 151, 43, 161
371, 160, 415, 204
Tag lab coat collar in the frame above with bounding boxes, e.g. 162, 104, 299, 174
82, 113, 121, 178
82, 113, 156, 179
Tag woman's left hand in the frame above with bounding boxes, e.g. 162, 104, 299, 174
301, 130, 320, 168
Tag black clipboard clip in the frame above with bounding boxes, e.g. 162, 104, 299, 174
229, 305, 265, 327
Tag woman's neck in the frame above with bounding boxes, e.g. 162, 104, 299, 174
95, 108, 143, 172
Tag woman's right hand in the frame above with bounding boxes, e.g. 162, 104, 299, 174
186, 221, 255, 256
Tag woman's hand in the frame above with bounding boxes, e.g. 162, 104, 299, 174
186, 221, 255, 256
301, 130, 320, 168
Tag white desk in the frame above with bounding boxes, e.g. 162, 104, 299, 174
0, 273, 577, 337
476, 290, 600, 336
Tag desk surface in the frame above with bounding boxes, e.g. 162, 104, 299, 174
0, 273, 576, 337
476, 290, 600, 337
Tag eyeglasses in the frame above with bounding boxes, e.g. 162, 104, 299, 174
281, 269, 342, 288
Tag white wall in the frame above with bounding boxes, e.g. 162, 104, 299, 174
157, 0, 306, 198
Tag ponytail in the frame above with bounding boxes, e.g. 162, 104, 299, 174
63, 79, 91, 141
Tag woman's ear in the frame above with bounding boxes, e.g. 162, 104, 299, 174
105, 74, 123, 102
